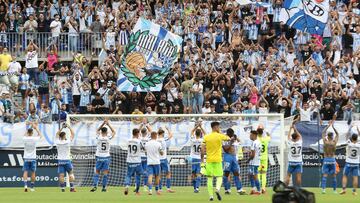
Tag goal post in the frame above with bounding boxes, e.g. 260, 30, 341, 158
66, 113, 289, 188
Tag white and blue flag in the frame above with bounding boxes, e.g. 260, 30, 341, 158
117, 18, 182, 92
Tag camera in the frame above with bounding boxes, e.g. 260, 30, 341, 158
272, 181, 315, 203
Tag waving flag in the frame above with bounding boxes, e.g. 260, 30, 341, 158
117, 18, 182, 92
280, 0, 329, 35
236, 0, 272, 7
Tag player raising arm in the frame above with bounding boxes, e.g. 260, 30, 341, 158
22, 124, 42, 192
124, 128, 143, 195
257, 124, 271, 194
222, 128, 246, 195
139, 123, 152, 191
145, 131, 164, 195
157, 126, 175, 193
340, 125, 360, 195
285, 119, 303, 187
56, 123, 75, 192
248, 130, 261, 195
201, 121, 230, 201
321, 115, 339, 194
189, 122, 205, 193
90, 120, 116, 192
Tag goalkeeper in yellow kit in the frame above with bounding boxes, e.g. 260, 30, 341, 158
257, 124, 271, 194
201, 121, 231, 201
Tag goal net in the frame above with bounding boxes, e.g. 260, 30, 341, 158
66, 114, 290, 189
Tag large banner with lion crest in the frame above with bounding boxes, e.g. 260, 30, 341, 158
117, 18, 183, 92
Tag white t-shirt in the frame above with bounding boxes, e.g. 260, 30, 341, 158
287, 140, 303, 163
8, 61, 21, 74
50, 20, 62, 37
250, 139, 261, 166
23, 136, 40, 159
158, 137, 169, 160
140, 135, 150, 158
95, 133, 112, 157
190, 137, 203, 159
56, 139, 71, 160
300, 108, 311, 122
145, 139, 163, 165
126, 138, 142, 163
25, 51, 38, 69
345, 140, 360, 164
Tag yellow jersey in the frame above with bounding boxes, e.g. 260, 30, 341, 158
203, 132, 229, 163
0, 54, 12, 71
258, 135, 271, 160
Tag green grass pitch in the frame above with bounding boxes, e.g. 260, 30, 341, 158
1, 187, 359, 203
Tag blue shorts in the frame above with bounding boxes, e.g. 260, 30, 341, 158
191, 158, 201, 174
249, 165, 259, 175
127, 163, 143, 177
160, 159, 170, 173
343, 163, 360, 177
141, 157, 147, 174
147, 165, 160, 176
95, 157, 111, 171
58, 160, 73, 174
223, 153, 240, 173
23, 159, 36, 172
322, 157, 336, 175
287, 162, 303, 174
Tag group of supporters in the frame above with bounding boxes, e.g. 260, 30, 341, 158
0, 0, 359, 125
21, 118, 360, 200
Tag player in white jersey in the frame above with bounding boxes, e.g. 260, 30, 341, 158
90, 120, 116, 192
340, 126, 360, 195
139, 123, 152, 191
285, 120, 303, 187
55, 123, 75, 192
22, 124, 42, 192
157, 127, 175, 193
248, 130, 261, 195
189, 123, 205, 193
145, 131, 164, 195
124, 128, 143, 195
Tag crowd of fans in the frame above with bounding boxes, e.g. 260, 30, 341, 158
0, 0, 359, 124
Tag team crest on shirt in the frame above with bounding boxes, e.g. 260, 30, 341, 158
120, 18, 182, 91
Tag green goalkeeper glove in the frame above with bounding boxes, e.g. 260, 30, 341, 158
200, 163, 206, 175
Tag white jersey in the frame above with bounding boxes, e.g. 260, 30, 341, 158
287, 140, 303, 163
345, 140, 360, 164
95, 133, 112, 157
145, 139, 163, 165
23, 136, 40, 159
158, 137, 169, 160
250, 139, 261, 166
126, 138, 142, 163
140, 135, 150, 158
190, 137, 203, 159
56, 139, 71, 160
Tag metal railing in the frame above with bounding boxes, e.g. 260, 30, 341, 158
1, 32, 106, 61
